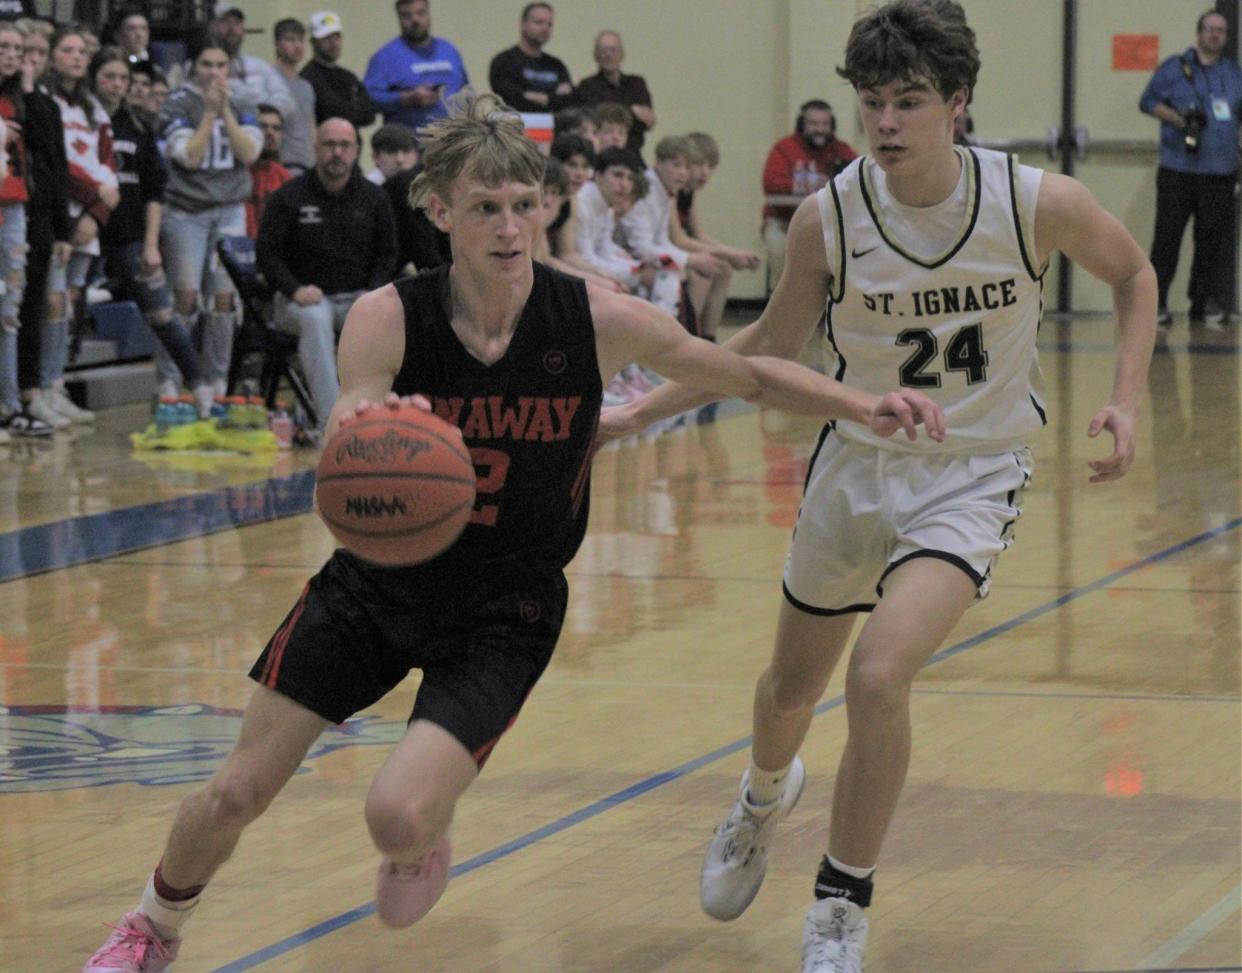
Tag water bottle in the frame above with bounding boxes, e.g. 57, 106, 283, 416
793, 160, 807, 196
246, 395, 266, 430
154, 396, 177, 434
220, 395, 246, 428
269, 403, 294, 449
806, 160, 820, 193
175, 394, 197, 425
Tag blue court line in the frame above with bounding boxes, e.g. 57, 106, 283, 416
210, 514, 1242, 973
0, 471, 316, 584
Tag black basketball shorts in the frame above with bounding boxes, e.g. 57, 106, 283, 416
249, 558, 568, 767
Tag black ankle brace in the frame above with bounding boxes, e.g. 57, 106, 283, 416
813, 855, 874, 908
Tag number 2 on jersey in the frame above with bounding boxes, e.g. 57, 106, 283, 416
896, 322, 989, 388
468, 447, 509, 526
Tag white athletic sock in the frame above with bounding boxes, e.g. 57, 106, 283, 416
827, 853, 875, 880
745, 759, 791, 807
138, 874, 200, 939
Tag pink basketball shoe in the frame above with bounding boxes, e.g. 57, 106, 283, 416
375, 835, 453, 928
82, 912, 180, 972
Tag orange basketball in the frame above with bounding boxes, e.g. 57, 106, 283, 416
315, 403, 476, 566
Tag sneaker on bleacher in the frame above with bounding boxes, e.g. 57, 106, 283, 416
47, 386, 95, 424
26, 393, 71, 429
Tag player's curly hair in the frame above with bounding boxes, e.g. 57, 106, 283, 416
837, 0, 979, 101
409, 90, 545, 211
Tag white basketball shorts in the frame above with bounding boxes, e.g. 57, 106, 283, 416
782, 427, 1034, 615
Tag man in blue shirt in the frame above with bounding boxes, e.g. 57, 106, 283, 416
363, 0, 468, 131
1140, 11, 1242, 331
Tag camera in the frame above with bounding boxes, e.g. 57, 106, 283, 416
1183, 105, 1208, 154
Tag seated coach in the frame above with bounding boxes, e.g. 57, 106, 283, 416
257, 117, 398, 436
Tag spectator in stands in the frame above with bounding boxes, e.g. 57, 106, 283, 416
550, 132, 594, 195
593, 101, 631, 151
535, 156, 621, 291
80, 26, 101, 61
16, 16, 48, 80
126, 57, 153, 117
270, 19, 316, 175
257, 117, 397, 436
363, 0, 468, 132
489, 3, 576, 113
41, 25, 121, 427
147, 71, 169, 119
574, 146, 666, 402
109, 7, 150, 65
366, 121, 419, 185
546, 133, 614, 283
553, 105, 596, 147
157, 39, 260, 400
573, 145, 643, 292
576, 31, 654, 152
671, 131, 761, 341
0, 20, 49, 437
246, 104, 292, 237
761, 98, 856, 287
11, 16, 69, 435
207, 3, 296, 132
91, 46, 214, 418
301, 11, 375, 130
622, 135, 729, 329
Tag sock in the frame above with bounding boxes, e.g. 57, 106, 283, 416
138, 865, 204, 939
814, 854, 875, 907
744, 759, 791, 806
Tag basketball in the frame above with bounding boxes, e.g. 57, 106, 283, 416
315, 403, 476, 566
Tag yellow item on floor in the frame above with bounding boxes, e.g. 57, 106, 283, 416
130, 419, 278, 454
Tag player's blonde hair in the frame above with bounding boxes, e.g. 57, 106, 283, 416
409, 91, 545, 211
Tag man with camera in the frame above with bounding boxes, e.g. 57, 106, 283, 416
1140, 11, 1242, 333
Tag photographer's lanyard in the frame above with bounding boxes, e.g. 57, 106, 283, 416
1183, 53, 1231, 122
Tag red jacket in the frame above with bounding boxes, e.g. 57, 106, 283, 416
761, 133, 857, 222
246, 159, 293, 238
0, 94, 27, 205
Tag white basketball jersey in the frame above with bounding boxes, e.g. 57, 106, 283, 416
816, 146, 1047, 454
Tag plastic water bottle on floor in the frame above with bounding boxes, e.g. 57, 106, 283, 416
269, 403, 294, 449
175, 394, 197, 425
155, 396, 177, 434
246, 396, 266, 430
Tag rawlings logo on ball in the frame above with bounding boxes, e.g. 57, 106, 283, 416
336, 430, 434, 465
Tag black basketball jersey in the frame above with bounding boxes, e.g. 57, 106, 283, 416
342, 262, 602, 587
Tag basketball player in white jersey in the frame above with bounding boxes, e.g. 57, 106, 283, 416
599, 2, 1157, 970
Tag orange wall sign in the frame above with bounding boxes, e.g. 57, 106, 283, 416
1113, 34, 1159, 71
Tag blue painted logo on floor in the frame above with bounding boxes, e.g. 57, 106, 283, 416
0, 704, 405, 792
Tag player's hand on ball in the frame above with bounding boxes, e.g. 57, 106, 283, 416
867, 390, 946, 442
339, 393, 433, 427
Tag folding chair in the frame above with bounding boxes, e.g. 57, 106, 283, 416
216, 236, 318, 428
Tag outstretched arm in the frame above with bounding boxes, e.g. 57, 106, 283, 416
325, 285, 407, 441
1035, 173, 1157, 482
599, 194, 835, 436
591, 202, 944, 444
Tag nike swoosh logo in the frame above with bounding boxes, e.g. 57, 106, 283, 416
851, 246, 879, 258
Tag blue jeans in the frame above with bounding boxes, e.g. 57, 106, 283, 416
159, 203, 245, 388
274, 290, 361, 429
0, 202, 27, 412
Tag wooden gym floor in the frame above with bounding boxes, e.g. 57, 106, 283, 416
0, 315, 1238, 972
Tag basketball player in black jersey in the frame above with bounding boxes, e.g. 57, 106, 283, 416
83, 93, 946, 972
